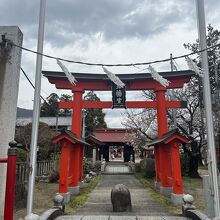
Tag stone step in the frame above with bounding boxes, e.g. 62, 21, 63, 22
56, 215, 191, 220
104, 165, 132, 174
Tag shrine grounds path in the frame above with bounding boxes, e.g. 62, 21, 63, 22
73, 174, 173, 216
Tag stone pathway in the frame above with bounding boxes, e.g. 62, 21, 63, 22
73, 175, 169, 216
56, 164, 190, 220
104, 164, 132, 174
57, 216, 189, 220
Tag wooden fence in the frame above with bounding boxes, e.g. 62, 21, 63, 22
15, 160, 58, 206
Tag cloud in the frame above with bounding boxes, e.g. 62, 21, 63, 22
0, 0, 206, 45
2, 0, 220, 128
45, 0, 198, 44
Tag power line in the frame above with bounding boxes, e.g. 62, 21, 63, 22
13, 42, 220, 67
20, 67, 48, 104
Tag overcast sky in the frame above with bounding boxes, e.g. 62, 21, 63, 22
1, 0, 220, 127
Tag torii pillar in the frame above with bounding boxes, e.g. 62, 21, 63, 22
68, 89, 84, 195
155, 87, 173, 196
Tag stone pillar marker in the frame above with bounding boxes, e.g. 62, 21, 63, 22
92, 147, 96, 165
0, 26, 23, 219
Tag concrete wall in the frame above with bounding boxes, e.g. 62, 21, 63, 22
0, 26, 23, 218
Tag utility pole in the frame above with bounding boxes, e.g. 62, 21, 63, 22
195, 0, 220, 218
25, 0, 46, 218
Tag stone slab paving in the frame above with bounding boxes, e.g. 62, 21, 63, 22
65, 175, 184, 216
105, 165, 131, 174
57, 216, 190, 220
73, 175, 169, 216
56, 166, 190, 220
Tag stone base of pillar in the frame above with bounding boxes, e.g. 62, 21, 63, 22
160, 186, 173, 197
68, 185, 80, 195
171, 193, 183, 205
79, 181, 86, 188
154, 181, 161, 190
57, 192, 70, 204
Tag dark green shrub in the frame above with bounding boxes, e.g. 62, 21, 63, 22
180, 153, 190, 176
144, 158, 156, 178
140, 158, 156, 178
135, 163, 141, 172
83, 158, 93, 174
93, 161, 101, 173
17, 148, 27, 162
140, 158, 147, 170
49, 170, 60, 183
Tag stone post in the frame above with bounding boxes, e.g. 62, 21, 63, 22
0, 26, 23, 218
92, 147, 96, 165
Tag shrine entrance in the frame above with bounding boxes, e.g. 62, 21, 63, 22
44, 70, 193, 204
92, 128, 135, 163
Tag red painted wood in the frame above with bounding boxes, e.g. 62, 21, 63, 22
0, 158, 7, 163
59, 100, 184, 109
155, 89, 173, 188
49, 76, 191, 91
154, 146, 161, 183
69, 144, 80, 187
4, 148, 17, 220
78, 146, 84, 182
155, 89, 168, 137
160, 146, 172, 187
72, 91, 83, 137
171, 141, 183, 194
164, 134, 189, 145
70, 91, 83, 187
52, 134, 77, 145
59, 141, 70, 193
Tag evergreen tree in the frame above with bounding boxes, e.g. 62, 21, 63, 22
40, 93, 59, 117
84, 91, 107, 135
59, 94, 72, 116
40, 93, 71, 117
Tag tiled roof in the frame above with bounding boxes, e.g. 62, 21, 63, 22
52, 129, 90, 146
43, 70, 194, 82
93, 128, 134, 143
16, 117, 72, 127
86, 135, 104, 146
144, 128, 189, 148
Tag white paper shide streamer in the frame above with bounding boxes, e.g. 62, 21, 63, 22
148, 65, 170, 87
57, 59, 77, 85
102, 66, 125, 88
185, 56, 203, 77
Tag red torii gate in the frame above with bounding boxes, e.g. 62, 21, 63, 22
43, 70, 193, 200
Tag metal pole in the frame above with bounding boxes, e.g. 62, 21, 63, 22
170, 53, 177, 128
26, 0, 46, 215
195, 0, 220, 218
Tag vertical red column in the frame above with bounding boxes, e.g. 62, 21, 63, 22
4, 142, 17, 220
154, 146, 160, 185
155, 89, 168, 137
78, 146, 84, 182
59, 141, 70, 194
171, 141, 183, 194
155, 88, 172, 191
69, 90, 83, 193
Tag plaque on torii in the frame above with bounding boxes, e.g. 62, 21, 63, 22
112, 83, 126, 109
